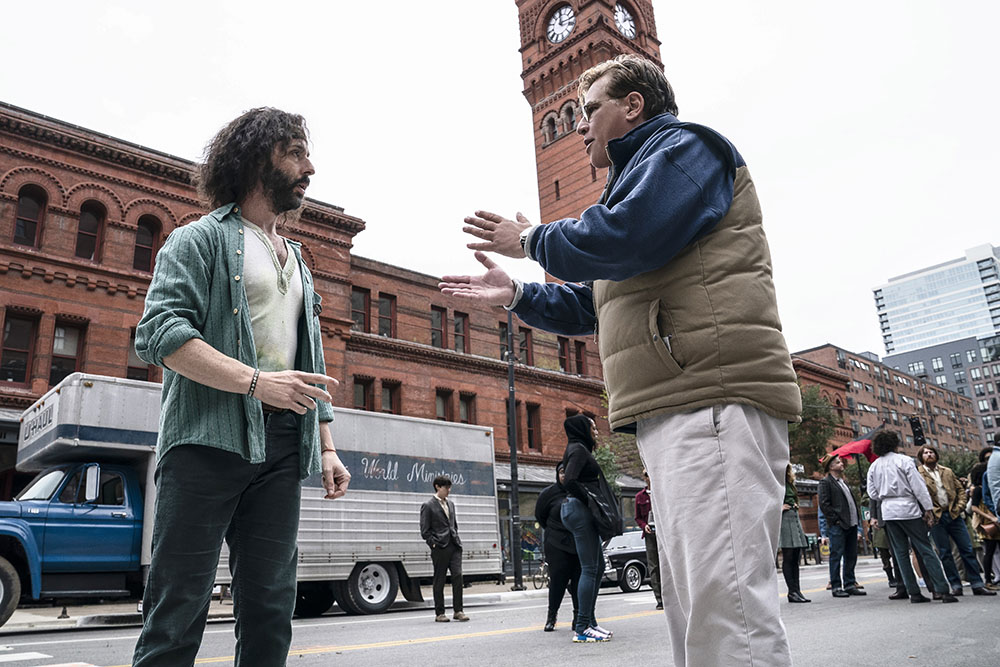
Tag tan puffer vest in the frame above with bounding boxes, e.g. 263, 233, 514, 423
594, 166, 801, 431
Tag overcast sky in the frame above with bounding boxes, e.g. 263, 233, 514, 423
3, 1, 997, 359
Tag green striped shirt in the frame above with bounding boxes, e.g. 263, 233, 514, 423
136, 203, 334, 479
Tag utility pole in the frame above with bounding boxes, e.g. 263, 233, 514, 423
506, 310, 524, 591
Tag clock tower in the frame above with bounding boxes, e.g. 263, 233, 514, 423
516, 1, 663, 225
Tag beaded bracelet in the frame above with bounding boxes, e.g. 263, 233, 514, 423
248, 368, 260, 397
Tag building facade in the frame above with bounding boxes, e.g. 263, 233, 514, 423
0, 100, 608, 501
874, 244, 1000, 355
884, 334, 1000, 448
795, 344, 981, 456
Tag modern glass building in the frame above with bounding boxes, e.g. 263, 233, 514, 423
874, 244, 1000, 355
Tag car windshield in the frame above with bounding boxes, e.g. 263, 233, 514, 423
606, 531, 643, 550
15, 469, 67, 501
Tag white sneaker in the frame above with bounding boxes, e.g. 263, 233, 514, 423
590, 624, 613, 637
573, 627, 611, 643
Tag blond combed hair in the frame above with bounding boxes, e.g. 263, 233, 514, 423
577, 54, 678, 118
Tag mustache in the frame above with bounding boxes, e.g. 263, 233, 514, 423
295, 177, 310, 188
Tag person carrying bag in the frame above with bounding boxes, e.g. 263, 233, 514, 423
560, 414, 617, 643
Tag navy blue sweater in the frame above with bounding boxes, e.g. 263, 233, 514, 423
514, 113, 742, 336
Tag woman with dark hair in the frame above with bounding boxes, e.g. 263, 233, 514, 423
969, 462, 1000, 589
778, 465, 810, 603
560, 414, 612, 643
535, 462, 581, 631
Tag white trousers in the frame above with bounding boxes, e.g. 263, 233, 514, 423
638, 404, 792, 667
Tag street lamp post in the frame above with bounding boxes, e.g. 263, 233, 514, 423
506, 310, 525, 591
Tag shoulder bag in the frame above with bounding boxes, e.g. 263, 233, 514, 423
584, 469, 624, 541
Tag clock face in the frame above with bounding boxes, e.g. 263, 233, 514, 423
547, 5, 576, 44
614, 3, 637, 39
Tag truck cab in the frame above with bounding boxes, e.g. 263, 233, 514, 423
0, 462, 143, 625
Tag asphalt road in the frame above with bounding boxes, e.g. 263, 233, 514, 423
1, 559, 998, 666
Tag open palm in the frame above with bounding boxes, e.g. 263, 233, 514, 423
439, 252, 516, 306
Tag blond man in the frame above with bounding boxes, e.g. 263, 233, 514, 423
441, 55, 799, 666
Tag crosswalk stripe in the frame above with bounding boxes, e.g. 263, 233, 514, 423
0, 654, 52, 663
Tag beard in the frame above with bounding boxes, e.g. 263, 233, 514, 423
262, 162, 307, 213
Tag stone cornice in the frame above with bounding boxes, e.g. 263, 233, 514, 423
312, 270, 350, 285
0, 108, 195, 184
0, 143, 201, 209
286, 225, 354, 249
0, 256, 148, 299
352, 255, 445, 288
793, 357, 850, 385
346, 333, 605, 393
300, 206, 365, 237
0, 392, 39, 410
0, 105, 362, 231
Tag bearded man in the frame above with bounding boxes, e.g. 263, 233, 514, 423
132, 108, 350, 666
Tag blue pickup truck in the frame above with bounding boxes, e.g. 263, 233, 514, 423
0, 462, 144, 625
1, 373, 502, 628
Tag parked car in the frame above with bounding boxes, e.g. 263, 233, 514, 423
602, 530, 649, 593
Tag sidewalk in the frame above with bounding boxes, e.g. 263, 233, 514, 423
0, 581, 548, 635
1, 561, 871, 635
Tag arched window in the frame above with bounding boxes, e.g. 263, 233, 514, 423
75, 201, 106, 261
133, 215, 161, 272
13, 185, 46, 247
561, 103, 577, 132
543, 115, 558, 143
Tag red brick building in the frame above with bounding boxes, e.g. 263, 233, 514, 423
795, 344, 981, 456
791, 355, 854, 453
0, 100, 607, 499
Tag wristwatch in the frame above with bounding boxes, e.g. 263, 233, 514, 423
519, 227, 532, 258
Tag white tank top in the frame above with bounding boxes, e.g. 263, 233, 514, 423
241, 219, 303, 372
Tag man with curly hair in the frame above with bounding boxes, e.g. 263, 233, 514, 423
868, 431, 955, 604
132, 108, 350, 666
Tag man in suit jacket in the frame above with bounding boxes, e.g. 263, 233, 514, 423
420, 475, 468, 622
818, 455, 866, 598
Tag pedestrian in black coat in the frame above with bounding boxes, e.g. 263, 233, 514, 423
535, 462, 581, 631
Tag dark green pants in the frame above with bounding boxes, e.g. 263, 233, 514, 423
133, 412, 302, 667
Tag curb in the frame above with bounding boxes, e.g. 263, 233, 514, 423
3, 589, 550, 634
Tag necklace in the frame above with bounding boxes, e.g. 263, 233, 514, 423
248, 226, 296, 295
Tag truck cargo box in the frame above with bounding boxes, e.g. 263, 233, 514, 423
17, 373, 160, 472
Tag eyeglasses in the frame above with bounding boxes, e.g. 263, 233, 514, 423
581, 96, 623, 122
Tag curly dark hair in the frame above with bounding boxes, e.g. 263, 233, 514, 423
196, 108, 309, 209
872, 430, 901, 457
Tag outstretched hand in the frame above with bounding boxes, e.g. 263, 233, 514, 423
463, 210, 532, 258
439, 251, 516, 307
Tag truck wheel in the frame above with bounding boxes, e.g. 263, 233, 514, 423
294, 582, 335, 618
341, 563, 399, 614
619, 563, 644, 593
0, 556, 21, 628
332, 581, 361, 615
